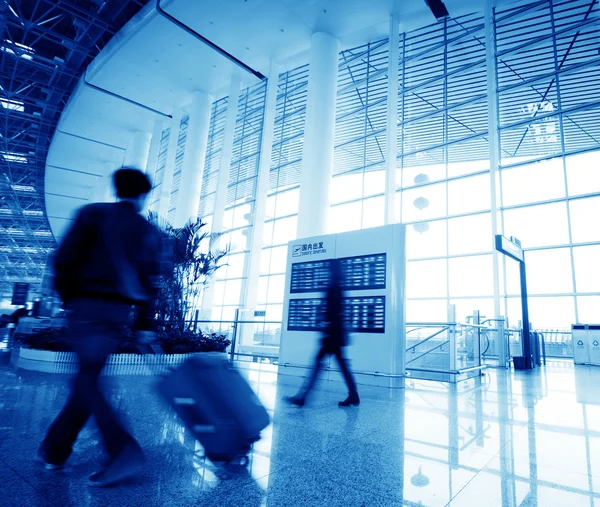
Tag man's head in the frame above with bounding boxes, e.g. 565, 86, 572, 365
113, 168, 153, 212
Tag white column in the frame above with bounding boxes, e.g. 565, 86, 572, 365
146, 119, 165, 181
172, 91, 213, 228
385, 17, 400, 225
123, 130, 152, 171
200, 75, 241, 318
244, 62, 278, 311
157, 108, 183, 221
296, 32, 340, 239
485, 0, 502, 320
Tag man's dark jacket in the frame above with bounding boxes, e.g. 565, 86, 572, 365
53, 201, 163, 330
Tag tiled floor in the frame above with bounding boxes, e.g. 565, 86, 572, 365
1, 359, 599, 506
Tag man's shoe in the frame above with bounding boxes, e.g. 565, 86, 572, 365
338, 393, 360, 407
87, 443, 145, 488
286, 395, 305, 407
36, 450, 65, 471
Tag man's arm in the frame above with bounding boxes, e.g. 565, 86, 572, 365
134, 226, 166, 331
53, 206, 94, 304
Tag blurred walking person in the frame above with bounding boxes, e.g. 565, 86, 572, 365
37, 168, 163, 487
288, 259, 360, 407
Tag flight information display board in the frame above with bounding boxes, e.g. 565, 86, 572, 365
287, 296, 386, 333
289, 253, 387, 294
290, 261, 331, 294
345, 296, 386, 334
340, 254, 387, 291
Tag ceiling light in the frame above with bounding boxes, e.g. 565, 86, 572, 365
11, 184, 35, 192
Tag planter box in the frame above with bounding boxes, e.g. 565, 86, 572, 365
16, 347, 222, 376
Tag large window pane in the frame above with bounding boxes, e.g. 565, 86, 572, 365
448, 213, 492, 256
402, 182, 447, 222
525, 248, 573, 295
501, 158, 566, 207
272, 216, 297, 245
577, 296, 600, 324
274, 188, 299, 217
329, 201, 362, 234
269, 246, 288, 274
362, 196, 384, 229
406, 259, 447, 298
330, 173, 363, 204
450, 298, 494, 323
573, 245, 600, 293
223, 253, 246, 279
267, 275, 286, 304
406, 299, 448, 323
502, 202, 569, 248
566, 151, 600, 197
449, 255, 493, 297
448, 174, 490, 215
406, 219, 447, 260
570, 197, 600, 244
528, 296, 575, 329
223, 279, 242, 305
364, 170, 385, 197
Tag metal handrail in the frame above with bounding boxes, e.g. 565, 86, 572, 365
280, 362, 406, 379
406, 339, 450, 366
406, 326, 451, 352
407, 365, 487, 376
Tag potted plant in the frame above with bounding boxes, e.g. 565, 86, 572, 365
148, 213, 230, 351
18, 215, 230, 358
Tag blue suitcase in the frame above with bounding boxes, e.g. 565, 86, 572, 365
155, 353, 269, 475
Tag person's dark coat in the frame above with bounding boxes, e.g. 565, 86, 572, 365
53, 201, 162, 330
322, 280, 348, 349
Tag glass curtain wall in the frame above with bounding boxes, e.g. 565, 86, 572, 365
256, 65, 309, 323
210, 82, 267, 323
396, 14, 492, 324
495, 0, 600, 329
189, 0, 600, 330
330, 40, 389, 233
198, 97, 229, 236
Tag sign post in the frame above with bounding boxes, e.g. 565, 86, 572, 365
495, 235, 532, 370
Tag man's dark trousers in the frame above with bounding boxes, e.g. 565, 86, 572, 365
40, 299, 137, 465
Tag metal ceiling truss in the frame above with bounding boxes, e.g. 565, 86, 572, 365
0, 0, 148, 299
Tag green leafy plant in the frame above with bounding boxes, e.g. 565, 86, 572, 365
148, 212, 228, 334
17, 327, 231, 355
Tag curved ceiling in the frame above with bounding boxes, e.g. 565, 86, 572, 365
0, 0, 149, 300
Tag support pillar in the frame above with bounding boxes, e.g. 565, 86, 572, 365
296, 32, 339, 239
485, 0, 502, 320
173, 91, 213, 227
245, 62, 278, 311
385, 17, 399, 224
200, 74, 241, 318
123, 130, 152, 171
146, 119, 165, 181
158, 108, 183, 221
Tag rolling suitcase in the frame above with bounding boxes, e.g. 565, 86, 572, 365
155, 353, 270, 476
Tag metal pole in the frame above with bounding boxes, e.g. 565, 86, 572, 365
230, 308, 240, 362
519, 257, 533, 369
498, 318, 507, 368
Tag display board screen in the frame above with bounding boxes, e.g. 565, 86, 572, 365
340, 254, 386, 291
290, 253, 386, 294
345, 296, 386, 333
287, 296, 386, 334
290, 261, 331, 294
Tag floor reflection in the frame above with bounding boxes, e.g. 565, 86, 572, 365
0, 361, 599, 506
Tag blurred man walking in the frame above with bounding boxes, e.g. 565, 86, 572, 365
287, 259, 360, 407
38, 168, 163, 487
